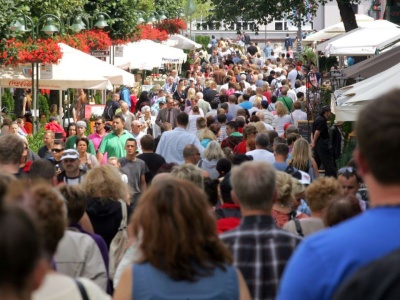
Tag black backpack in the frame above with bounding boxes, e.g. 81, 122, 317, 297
103, 101, 115, 121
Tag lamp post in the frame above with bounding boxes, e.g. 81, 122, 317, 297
10, 14, 63, 133
330, 69, 347, 91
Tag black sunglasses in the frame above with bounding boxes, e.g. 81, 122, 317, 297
51, 148, 64, 153
95, 122, 103, 125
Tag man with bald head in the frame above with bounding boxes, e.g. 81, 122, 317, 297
118, 102, 135, 133
131, 120, 145, 154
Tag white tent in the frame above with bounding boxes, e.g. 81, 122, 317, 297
162, 34, 202, 50
322, 20, 400, 56
303, 14, 374, 44
58, 43, 135, 87
0, 64, 109, 90
332, 62, 400, 121
114, 40, 187, 70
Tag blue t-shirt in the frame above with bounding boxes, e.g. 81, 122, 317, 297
277, 207, 400, 300
239, 101, 252, 110
133, 262, 239, 299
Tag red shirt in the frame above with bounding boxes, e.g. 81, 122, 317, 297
130, 95, 138, 114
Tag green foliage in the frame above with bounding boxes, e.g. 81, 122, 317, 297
2, 88, 14, 114
337, 134, 356, 168
38, 93, 50, 116
93, 90, 102, 104
300, 47, 317, 66
84, 0, 161, 40
27, 128, 45, 153
15, 0, 87, 20
195, 35, 210, 49
206, 0, 320, 32
319, 56, 339, 72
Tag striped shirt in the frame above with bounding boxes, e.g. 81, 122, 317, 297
220, 215, 302, 300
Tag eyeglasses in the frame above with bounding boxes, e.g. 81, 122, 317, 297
52, 148, 64, 153
95, 122, 103, 125
338, 167, 357, 175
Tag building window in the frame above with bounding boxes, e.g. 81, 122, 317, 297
275, 22, 283, 30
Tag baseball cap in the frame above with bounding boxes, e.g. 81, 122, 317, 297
76, 120, 87, 128
189, 77, 195, 82
61, 149, 79, 160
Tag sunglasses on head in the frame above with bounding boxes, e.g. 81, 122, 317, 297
338, 167, 357, 175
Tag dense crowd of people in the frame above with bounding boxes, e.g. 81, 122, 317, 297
0, 36, 397, 300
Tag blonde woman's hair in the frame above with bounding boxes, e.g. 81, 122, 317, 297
81, 165, 129, 200
248, 121, 267, 134
275, 171, 294, 206
289, 138, 313, 172
199, 129, 217, 141
275, 102, 288, 117
253, 96, 262, 107
187, 88, 196, 99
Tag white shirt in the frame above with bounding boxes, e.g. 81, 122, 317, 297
291, 109, 307, 126
132, 131, 146, 154
246, 149, 275, 164
287, 69, 298, 89
33, 273, 110, 300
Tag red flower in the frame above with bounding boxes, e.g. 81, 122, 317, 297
132, 24, 169, 42
154, 19, 186, 35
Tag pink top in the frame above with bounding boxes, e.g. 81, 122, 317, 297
88, 132, 108, 164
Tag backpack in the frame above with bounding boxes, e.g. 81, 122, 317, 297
103, 101, 115, 121
296, 72, 303, 81
108, 200, 129, 280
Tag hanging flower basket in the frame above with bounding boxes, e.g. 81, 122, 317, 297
0, 38, 62, 65
132, 24, 169, 42
154, 19, 187, 35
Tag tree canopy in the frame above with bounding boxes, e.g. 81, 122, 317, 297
206, 0, 359, 33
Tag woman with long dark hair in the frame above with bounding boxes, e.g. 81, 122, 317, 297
114, 178, 250, 299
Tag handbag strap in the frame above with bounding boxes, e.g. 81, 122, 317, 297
75, 279, 90, 300
294, 219, 304, 237
118, 199, 128, 230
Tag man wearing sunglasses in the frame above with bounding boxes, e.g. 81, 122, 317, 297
48, 141, 65, 175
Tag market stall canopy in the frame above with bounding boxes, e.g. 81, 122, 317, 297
303, 14, 374, 44
321, 20, 400, 56
342, 45, 400, 79
332, 62, 400, 121
58, 43, 135, 87
162, 34, 202, 50
114, 40, 187, 70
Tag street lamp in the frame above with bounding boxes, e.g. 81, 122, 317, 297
329, 69, 347, 90
10, 14, 63, 133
